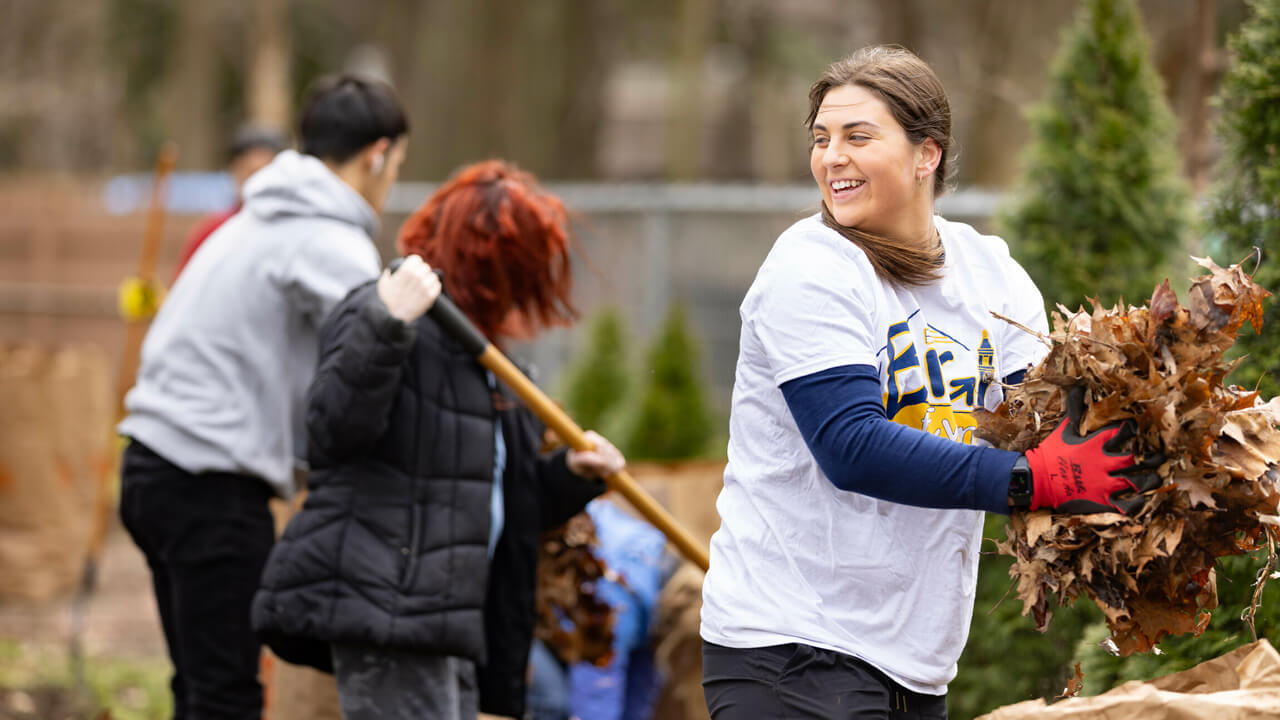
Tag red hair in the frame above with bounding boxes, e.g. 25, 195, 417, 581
397, 160, 578, 343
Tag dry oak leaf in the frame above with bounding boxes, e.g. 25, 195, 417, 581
978, 255, 1279, 657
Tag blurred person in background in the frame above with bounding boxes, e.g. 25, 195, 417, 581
172, 125, 288, 280
116, 75, 408, 719
525, 498, 668, 720
699, 46, 1158, 719
567, 499, 666, 720
252, 160, 626, 720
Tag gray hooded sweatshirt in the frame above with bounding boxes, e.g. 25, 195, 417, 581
118, 150, 382, 497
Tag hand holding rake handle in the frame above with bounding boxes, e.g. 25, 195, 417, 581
396, 259, 712, 571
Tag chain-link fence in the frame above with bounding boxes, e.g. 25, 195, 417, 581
5, 178, 1003, 413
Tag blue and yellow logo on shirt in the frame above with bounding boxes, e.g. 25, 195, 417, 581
882, 320, 995, 445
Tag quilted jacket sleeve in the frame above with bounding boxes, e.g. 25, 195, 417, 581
536, 447, 607, 532
305, 281, 418, 465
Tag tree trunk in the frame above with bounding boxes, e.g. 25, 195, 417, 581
547, 0, 619, 179
710, 1, 770, 180
665, 0, 714, 180
1183, 0, 1216, 192
876, 0, 923, 54
248, 0, 292, 134
390, 0, 470, 179
167, 0, 221, 169
929, 1, 1077, 189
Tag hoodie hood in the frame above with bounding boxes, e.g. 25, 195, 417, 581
241, 150, 379, 237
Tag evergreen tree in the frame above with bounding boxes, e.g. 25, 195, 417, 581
620, 304, 715, 461
968, 6, 1193, 701
559, 308, 630, 433
998, 0, 1193, 311
1074, 551, 1280, 691
950, 515, 1103, 719
1209, 0, 1280, 396
954, 527, 1279, 715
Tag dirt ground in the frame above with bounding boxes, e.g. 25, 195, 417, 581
0, 519, 169, 720
0, 522, 166, 661
0, 465, 725, 720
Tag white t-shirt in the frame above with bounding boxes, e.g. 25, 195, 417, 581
700, 214, 1048, 695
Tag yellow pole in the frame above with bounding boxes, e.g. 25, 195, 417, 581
114, 141, 179, 421
477, 345, 711, 571
73, 141, 178, 685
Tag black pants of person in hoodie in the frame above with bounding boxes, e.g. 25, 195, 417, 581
119, 440, 275, 720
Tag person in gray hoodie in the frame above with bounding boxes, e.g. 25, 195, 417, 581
116, 75, 408, 720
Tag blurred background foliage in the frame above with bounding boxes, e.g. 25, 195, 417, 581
560, 305, 719, 462
0, 0, 1253, 185
1075, 551, 1280, 690
559, 308, 631, 439
1210, 0, 1280, 396
957, 1, 1280, 716
616, 303, 718, 462
3, 0, 1280, 718
998, 0, 1193, 311
954, 515, 1104, 717
0, 639, 172, 720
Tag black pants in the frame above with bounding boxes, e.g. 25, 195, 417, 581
119, 440, 275, 720
702, 641, 948, 720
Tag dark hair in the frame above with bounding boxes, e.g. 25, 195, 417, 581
397, 160, 577, 343
298, 75, 409, 163
227, 124, 287, 162
806, 46, 952, 286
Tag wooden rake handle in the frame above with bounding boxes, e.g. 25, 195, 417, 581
426, 289, 711, 571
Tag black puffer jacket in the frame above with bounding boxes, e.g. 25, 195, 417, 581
252, 281, 604, 717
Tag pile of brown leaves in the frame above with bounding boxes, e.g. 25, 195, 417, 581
534, 512, 616, 666
977, 256, 1280, 656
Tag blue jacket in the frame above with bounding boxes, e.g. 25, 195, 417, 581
569, 499, 667, 720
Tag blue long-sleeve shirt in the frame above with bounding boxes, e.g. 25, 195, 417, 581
779, 364, 1023, 515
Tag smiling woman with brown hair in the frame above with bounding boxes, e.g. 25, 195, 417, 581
698, 46, 1159, 719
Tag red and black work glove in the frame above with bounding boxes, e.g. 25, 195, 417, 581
1022, 386, 1163, 514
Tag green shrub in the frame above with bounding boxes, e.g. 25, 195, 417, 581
1075, 551, 1280, 691
619, 304, 715, 461
560, 308, 630, 434
962, 4, 1195, 711
998, 0, 1193, 312
0, 640, 172, 720
1208, 0, 1280, 396
950, 515, 1102, 719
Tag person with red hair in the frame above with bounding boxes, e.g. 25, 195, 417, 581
253, 160, 625, 720
398, 159, 578, 342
